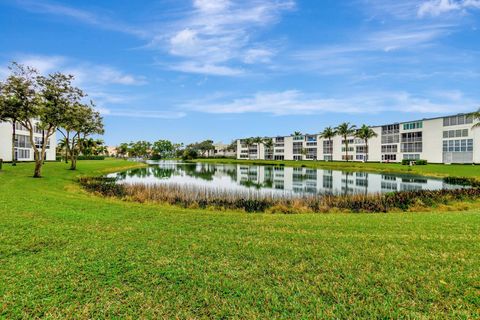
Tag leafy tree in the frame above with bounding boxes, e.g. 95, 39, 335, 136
62, 102, 104, 170
128, 141, 151, 158
355, 125, 378, 162
182, 148, 198, 160
152, 139, 174, 159
116, 143, 129, 159
0, 63, 39, 167
335, 122, 357, 162
319, 126, 336, 161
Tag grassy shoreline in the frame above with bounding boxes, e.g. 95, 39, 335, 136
1, 159, 479, 318
193, 158, 480, 179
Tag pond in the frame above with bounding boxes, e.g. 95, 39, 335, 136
107, 161, 468, 197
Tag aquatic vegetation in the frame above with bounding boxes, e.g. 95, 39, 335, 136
79, 177, 480, 213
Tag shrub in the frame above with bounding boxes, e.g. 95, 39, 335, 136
77, 155, 105, 160
79, 176, 480, 214
402, 159, 427, 165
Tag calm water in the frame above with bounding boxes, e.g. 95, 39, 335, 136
108, 161, 466, 196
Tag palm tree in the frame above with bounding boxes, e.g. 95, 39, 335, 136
57, 138, 69, 163
292, 131, 302, 136
263, 138, 274, 160
335, 122, 357, 162
355, 124, 378, 162
252, 137, 264, 159
319, 127, 336, 161
472, 108, 480, 128
244, 138, 254, 160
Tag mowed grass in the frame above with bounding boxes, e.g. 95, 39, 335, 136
195, 158, 480, 179
0, 159, 479, 318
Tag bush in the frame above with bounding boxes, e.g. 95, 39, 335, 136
402, 159, 427, 166
182, 149, 198, 160
77, 155, 105, 160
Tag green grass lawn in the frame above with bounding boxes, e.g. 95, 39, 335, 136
195, 158, 480, 179
0, 159, 479, 318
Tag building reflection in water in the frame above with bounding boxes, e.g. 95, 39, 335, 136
109, 161, 461, 196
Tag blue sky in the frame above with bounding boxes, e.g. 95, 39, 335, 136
1, 0, 479, 145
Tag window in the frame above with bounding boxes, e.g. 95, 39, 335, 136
293, 135, 304, 141
442, 139, 473, 152
17, 149, 31, 159
403, 121, 423, 130
401, 142, 422, 153
341, 147, 354, 152
381, 145, 398, 153
356, 146, 367, 153
324, 155, 332, 161
444, 114, 473, 126
275, 137, 284, 143
403, 154, 420, 160
274, 155, 284, 160
293, 142, 303, 154
382, 154, 397, 161
14, 135, 31, 148
381, 135, 399, 144
382, 124, 399, 134
274, 149, 284, 154
401, 132, 422, 142
323, 140, 333, 154
356, 154, 364, 160
306, 135, 316, 142
342, 155, 353, 161
443, 129, 468, 138
342, 139, 354, 145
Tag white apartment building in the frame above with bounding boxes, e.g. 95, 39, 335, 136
206, 142, 236, 158
0, 120, 57, 162
236, 113, 480, 164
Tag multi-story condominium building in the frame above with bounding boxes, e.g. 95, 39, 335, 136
236, 112, 480, 164
205, 142, 236, 158
0, 120, 57, 162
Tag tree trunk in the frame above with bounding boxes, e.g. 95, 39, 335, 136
11, 121, 16, 166
33, 155, 42, 178
345, 136, 349, 162
365, 139, 368, 162
70, 156, 77, 170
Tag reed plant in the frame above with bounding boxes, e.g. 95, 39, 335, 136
79, 177, 480, 213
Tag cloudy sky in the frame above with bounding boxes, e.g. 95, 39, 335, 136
1, 0, 479, 145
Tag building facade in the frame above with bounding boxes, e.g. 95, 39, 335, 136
206, 142, 236, 158
0, 121, 57, 162
236, 113, 480, 164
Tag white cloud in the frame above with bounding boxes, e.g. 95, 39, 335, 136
160, 0, 295, 75
169, 62, 244, 76
418, 0, 480, 17
13, 54, 147, 86
183, 90, 477, 115
98, 108, 186, 119
13, 0, 147, 37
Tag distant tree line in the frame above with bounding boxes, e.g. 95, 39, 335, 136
115, 139, 237, 161
0, 62, 104, 177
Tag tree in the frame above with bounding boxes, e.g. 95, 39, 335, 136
129, 141, 151, 159
319, 127, 336, 161
355, 125, 378, 162
335, 122, 357, 162
116, 143, 129, 159
472, 108, 480, 128
152, 140, 174, 159
252, 137, 264, 159
62, 102, 104, 170
243, 137, 254, 160
1, 63, 40, 167
263, 138, 273, 160
57, 137, 69, 163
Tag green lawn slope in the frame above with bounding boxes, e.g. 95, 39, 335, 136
0, 159, 479, 318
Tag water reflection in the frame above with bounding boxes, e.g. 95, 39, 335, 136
108, 161, 465, 196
